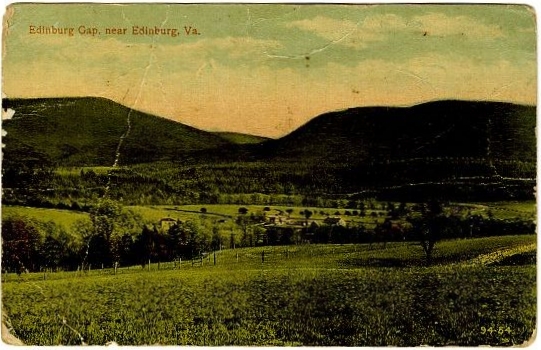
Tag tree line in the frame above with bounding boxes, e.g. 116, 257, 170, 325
2, 153, 535, 210
2, 200, 535, 274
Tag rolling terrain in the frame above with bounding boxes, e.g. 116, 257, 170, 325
4, 98, 536, 166
214, 132, 271, 144
2, 98, 536, 345
2, 235, 536, 346
2, 98, 536, 201
2, 97, 231, 165
259, 100, 536, 163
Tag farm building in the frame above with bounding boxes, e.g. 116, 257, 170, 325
323, 217, 346, 227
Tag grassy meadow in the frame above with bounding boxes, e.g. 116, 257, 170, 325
2, 235, 536, 346
2, 200, 535, 232
1, 206, 89, 230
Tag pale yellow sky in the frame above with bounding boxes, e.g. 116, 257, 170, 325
3, 4, 536, 137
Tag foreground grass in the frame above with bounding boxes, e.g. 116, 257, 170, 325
2, 236, 536, 346
3, 266, 535, 346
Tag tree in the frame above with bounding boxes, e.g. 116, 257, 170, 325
168, 222, 187, 260
238, 207, 249, 215
286, 208, 294, 217
1, 217, 42, 274
2, 141, 54, 203
88, 199, 122, 267
90, 199, 122, 243
200, 207, 207, 214
303, 210, 313, 224
411, 200, 444, 266
133, 225, 156, 267
116, 233, 135, 266
399, 202, 408, 215
41, 234, 64, 270
236, 215, 253, 247
72, 218, 94, 268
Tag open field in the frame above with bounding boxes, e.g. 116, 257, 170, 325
128, 201, 536, 226
54, 166, 121, 176
2, 235, 536, 346
1, 206, 89, 230
453, 201, 536, 220
3, 200, 534, 231
482, 201, 536, 219
141, 204, 384, 219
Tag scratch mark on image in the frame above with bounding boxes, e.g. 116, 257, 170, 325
264, 18, 363, 60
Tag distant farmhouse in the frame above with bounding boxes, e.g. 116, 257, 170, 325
323, 217, 346, 227
259, 213, 346, 244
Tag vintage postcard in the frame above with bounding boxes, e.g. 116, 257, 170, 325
0, 3, 536, 346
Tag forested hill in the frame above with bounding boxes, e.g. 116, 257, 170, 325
214, 132, 271, 144
256, 100, 536, 165
2, 97, 232, 166
3, 98, 535, 168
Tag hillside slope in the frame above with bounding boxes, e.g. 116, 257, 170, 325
2, 98, 535, 201
259, 100, 536, 165
2, 97, 231, 165
214, 132, 271, 144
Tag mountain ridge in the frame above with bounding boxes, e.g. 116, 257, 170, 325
2, 96, 536, 174
257, 99, 536, 164
2, 97, 535, 201
2, 97, 232, 165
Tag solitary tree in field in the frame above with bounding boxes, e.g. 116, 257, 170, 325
238, 207, 248, 215
304, 210, 313, 224
286, 208, 294, 217
411, 200, 444, 266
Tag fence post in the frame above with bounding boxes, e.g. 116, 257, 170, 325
236, 252, 239, 263
179, 257, 182, 269
114, 262, 117, 275
148, 259, 151, 271
262, 250, 265, 263
214, 251, 216, 266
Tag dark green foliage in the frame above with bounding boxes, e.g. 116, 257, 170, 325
238, 207, 248, 215
1, 217, 42, 274
2, 97, 230, 166
263, 100, 535, 164
1, 217, 82, 273
2, 99, 536, 205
